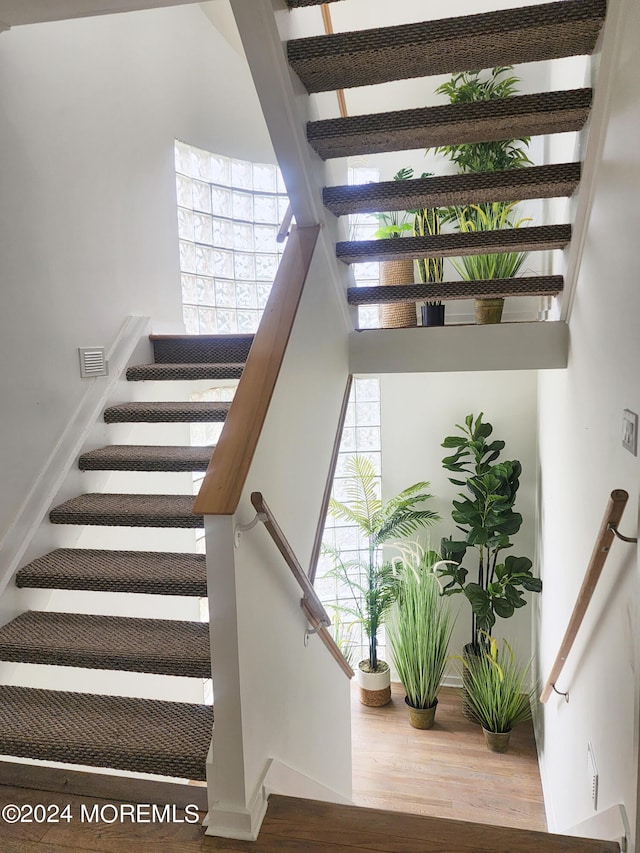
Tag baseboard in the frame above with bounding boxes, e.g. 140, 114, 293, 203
0, 315, 151, 601
0, 758, 207, 811
442, 674, 463, 690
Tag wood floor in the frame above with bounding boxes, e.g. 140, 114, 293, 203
351, 682, 547, 831
0, 683, 550, 852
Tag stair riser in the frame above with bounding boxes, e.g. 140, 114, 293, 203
104, 408, 229, 424
50, 512, 204, 528
151, 335, 254, 364
348, 277, 564, 304
337, 226, 571, 265
0, 653, 210, 678
126, 365, 244, 382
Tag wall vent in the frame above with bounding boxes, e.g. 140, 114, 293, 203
78, 347, 108, 379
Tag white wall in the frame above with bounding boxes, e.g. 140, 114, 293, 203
536, 0, 640, 838
380, 370, 539, 674
205, 236, 352, 838
0, 4, 275, 542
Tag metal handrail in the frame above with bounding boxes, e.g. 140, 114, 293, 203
540, 489, 637, 703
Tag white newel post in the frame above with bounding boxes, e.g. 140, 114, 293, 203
203, 514, 268, 841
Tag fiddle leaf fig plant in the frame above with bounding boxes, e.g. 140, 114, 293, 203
438, 413, 542, 649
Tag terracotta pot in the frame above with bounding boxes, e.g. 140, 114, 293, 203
357, 660, 391, 707
475, 297, 504, 324
405, 697, 437, 730
483, 727, 512, 753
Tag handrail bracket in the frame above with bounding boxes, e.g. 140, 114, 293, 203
607, 522, 638, 545
234, 512, 267, 548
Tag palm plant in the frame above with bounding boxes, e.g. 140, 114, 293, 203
460, 634, 535, 742
432, 67, 532, 174
387, 543, 455, 713
328, 454, 440, 672
451, 202, 531, 283
431, 67, 534, 320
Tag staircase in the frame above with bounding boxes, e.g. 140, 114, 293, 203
284, 0, 606, 317
0, 333, 253, 794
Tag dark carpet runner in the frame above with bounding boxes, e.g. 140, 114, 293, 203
0, 686, 212, 780
16, 549, 208, 596
0, 611, 211, 677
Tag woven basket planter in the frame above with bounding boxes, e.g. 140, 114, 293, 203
380, 259, 417, 328
475, 297, 504, 325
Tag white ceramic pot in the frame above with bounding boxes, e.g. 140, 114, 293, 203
357, 660, 391, 707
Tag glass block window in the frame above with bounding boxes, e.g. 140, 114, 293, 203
316, 377, 383, 665
349, 165, 380, 330
175, 140, 290, 334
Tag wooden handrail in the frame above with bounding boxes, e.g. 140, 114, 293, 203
250, 492, 354, 679
309, 375, 353, 584
301, 599, 355, 679
193, 224, 319, 516
540, 489, 633, 703
250, 492, 330, 626
321, 4, 347, 118
276, 203, 293, 244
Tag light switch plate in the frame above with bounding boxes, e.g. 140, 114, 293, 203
622, 410, 638, 456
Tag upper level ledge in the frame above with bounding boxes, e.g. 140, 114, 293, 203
349, 321, 568, 374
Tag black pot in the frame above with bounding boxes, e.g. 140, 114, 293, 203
421, 303, 445, 327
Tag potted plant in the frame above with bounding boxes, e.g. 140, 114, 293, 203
438, 413, 541, 650
432, 67, 533, 324
458, 634, 535, 752
374, 167, 417, 329
412, 192, 445, 327
387, 543, 455, 728
327, 455, 440, 706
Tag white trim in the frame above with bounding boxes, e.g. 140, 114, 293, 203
263, 757, 353, 806
562, 804, 631, 852
560, 0, 627, 322
204, 760, 269, 841
0, 315, 151, 600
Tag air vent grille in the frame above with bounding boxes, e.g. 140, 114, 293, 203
78, 347, 108, 379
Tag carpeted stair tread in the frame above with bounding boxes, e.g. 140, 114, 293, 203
287, 0, 606, 93
126, 362, 245, 382
337, 225, 571, 265
0, 611, 210, 678
324, 163, 581, 217
286, 0, 342, 5
150, 334, 254, 365
50, 494, 203, 528
79, 445, 214, 472
16, 549, 207, 596
348, 276, 564, 304
307, 88, 592, 160
0, 685, 212, 780
103, 401, 230, 424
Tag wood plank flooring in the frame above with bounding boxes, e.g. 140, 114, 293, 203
0, 683, 552, 852
352, 682, 547, 830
